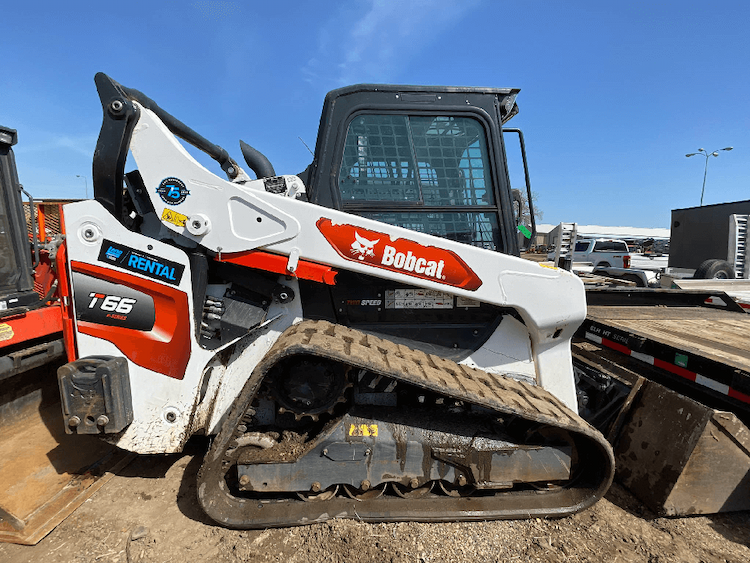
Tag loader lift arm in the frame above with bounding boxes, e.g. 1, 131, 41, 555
93, 73, 250, 221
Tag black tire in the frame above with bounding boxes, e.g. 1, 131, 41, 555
693, 259, 736, 279
597, 261, 611, 268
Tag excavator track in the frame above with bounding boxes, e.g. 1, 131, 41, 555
197, 320, 614, 528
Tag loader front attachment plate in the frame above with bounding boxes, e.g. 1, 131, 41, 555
197, 320, 614, 527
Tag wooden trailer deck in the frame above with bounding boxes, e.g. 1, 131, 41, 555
584, 303, 750, 373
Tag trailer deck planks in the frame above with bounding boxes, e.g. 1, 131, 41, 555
585, 305, 750, 372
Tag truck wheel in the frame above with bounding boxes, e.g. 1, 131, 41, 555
693, 259, 736, 279
598, 261, 611, 268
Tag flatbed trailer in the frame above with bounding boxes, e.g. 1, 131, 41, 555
572, 288, 750, 516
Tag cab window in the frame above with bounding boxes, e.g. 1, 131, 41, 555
593, 241, 628, 252
337, 114, 502, 251
0, 197, 21, 292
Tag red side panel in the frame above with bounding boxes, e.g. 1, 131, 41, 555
55, 242, 78, 362
70, 261, 191, 380
32, 252, 57, 298
0, 305, 63, 350
219, 250, 338, 285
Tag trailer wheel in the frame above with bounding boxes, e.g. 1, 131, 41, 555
693, 259, 735, 279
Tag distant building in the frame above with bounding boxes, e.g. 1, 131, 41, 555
669, 199, 750, 270
539, 224, 670, 250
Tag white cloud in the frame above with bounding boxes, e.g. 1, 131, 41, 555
12, 132, 97, 199
303, 0, 482, 87
20, 133, 96, 159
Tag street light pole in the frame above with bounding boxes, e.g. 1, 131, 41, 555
685, 147, 733, 206
76, 175, 88, 199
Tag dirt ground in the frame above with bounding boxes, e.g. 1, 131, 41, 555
1, 439, 748, 563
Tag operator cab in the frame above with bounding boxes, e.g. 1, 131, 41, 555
302, 84, 531, 257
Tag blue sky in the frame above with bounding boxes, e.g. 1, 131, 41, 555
2, 0, 748, 229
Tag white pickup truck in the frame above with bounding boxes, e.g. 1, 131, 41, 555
547, 238, 653, 286
572, 238, 631, 268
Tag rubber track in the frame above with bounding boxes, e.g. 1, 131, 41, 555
198, 320, 615, 528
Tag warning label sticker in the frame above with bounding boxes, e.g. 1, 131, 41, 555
456, 296, 481, 308
161, 208, 188, 227
0, 323, 14, 342
385, 289, 454, 309
349, 424, 378, 437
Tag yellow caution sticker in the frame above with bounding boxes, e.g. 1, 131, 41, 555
349, 423, 378, 437
0, 323, 14, 342
539, 263, 558, 270
161, 208, 188, 227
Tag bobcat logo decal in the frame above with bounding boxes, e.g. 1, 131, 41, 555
350, 232, 380, 261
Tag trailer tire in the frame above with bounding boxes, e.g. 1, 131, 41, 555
693, 259, 735, 279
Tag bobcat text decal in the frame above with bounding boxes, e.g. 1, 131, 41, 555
316, 218, 482, 291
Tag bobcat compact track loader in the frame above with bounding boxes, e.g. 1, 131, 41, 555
54, 73, 614, 527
